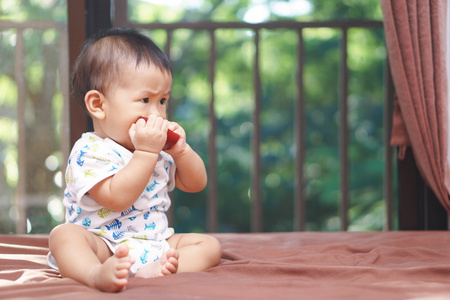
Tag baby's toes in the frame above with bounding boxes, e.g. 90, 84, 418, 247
167, 257, 178, 269
115, 267, 130, 279
115, 244, 130, 258
165, 258, 178, 274
166, 248, 179, 260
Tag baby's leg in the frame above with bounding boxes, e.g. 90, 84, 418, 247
87, 244, 133, 292
166, 233, 222, 273
49, 223, 134, 292
135, 248, 179, 278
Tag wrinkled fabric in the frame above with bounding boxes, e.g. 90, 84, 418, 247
2, 232, 450, 299
381, 0, 450, 211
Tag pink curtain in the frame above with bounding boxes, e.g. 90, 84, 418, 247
381, 0, 450, 211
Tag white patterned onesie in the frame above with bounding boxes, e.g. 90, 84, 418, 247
47, 132, 176, 274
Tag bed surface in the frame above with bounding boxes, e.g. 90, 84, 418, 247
1, 231, 450, 299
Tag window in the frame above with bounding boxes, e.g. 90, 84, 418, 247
0, 0, 392, 234
0, 0, 69, 233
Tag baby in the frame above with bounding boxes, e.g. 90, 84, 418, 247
47, 28, 222, 292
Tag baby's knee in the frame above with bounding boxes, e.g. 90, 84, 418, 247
50, 223, 77, 237
206, 235, 222, 264
49, 224, 82, 248
49, 223, 68, 239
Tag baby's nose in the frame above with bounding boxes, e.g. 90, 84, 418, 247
146, 113, 163, 121
148, 107, 161, 118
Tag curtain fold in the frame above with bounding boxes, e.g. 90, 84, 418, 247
381, 0, 450, 211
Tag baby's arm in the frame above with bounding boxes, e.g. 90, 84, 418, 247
89, 116, 168, 212
165, 122, 207, 193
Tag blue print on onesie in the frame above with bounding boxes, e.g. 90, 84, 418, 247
47, 133, 176, 274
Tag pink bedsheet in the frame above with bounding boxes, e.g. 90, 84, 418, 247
1, 231, 450, 299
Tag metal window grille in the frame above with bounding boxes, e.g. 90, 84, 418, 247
112, 3, 393, 232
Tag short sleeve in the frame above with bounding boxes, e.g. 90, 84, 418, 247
65, 135, 124, 211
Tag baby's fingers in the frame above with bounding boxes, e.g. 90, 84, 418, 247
129, 123, 137, 137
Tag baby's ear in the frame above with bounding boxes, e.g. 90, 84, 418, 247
85, 90, 106, 120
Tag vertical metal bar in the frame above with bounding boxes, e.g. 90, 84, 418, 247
165, 30, 173, 119
113, 0, 128, 27
207, 29, 218, 232
339, 28, 349, 231
448, 211, 450, 230
60, 27, 71, 179
85, 0, 112, 37
68, 0, 89, 147
164, 29, 175, 225
15, 29, 26, 234
251, 30, 262, 232
294, 28, 306, 231
383, 57, 395, 230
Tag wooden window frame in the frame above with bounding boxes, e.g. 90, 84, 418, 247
67, 0, 447, 231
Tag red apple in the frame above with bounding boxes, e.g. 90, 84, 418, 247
138, 117, 180, 150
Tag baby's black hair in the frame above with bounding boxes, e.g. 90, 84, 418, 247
71, 28, 171, 112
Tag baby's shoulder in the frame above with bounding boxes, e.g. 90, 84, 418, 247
71, 133, 108, 154
69, 133, 122, 165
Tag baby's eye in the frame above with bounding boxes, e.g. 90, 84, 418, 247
159, 98, 166, 105
140, 98, 149, 103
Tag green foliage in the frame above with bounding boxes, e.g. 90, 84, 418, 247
135, 0, 389, 232
0, 0, 66, 22
308, 0, 383, 20
0, 0, 391, 234
0, 0, 66, 233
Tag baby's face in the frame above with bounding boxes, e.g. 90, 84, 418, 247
100, 63, 172, 151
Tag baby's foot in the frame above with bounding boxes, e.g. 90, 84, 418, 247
88, 244, 134, 292
135, 248, 179, 278
159, 248, 179, 276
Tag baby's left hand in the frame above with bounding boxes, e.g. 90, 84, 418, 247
164, 122, 187, 155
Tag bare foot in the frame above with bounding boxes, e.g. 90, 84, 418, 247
135, 248, 179, 278
87, 244, 134, 292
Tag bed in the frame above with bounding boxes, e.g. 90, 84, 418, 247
2, 1, 450, 298
2, 231, 450, 299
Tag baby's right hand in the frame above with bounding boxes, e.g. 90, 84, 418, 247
129, 115, 168, 154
